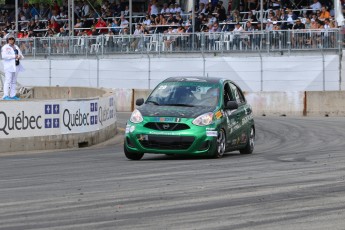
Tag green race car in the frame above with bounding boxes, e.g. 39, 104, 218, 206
124, 77, 255, 160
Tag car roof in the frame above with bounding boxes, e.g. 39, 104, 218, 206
163, 77, 225, 84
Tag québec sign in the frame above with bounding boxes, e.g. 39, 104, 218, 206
0, 96, 116, 139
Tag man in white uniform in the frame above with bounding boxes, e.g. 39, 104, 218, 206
1, 34, 24, 100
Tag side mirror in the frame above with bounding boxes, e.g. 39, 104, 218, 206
136, 98, 144, 106
226, 101, 238, 110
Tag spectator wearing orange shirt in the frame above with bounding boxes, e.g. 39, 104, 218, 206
319, 6, 330, 21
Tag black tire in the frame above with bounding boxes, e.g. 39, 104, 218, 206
124, 145, 144, 160
213, 129, 226, 158
240, 126, 255, 154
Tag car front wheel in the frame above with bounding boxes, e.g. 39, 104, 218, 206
213, 129, 226, 158
240, 126, 255, 154
124, 145, 144, 160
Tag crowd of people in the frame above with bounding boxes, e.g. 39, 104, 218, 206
0, 0, 343, 53
0, 0, 342, 38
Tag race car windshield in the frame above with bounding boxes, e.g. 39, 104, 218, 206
146, 82, 219, 107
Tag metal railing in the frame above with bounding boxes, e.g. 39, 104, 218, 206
9, 29, 343, 58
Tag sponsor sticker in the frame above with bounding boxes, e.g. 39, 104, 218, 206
206, 131, 218, 137
215, 110, 222, 119
153, 117, 181, 122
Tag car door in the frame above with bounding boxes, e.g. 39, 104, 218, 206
222, 82, 242, 148
229, 82, 253, 146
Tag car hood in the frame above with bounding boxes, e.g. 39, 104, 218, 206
138, 104, 217, 118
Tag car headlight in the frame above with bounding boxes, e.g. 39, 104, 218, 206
192, 112, 214, 126
130, 109, 143, 123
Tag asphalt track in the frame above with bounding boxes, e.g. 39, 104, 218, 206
1, 113, 345, 230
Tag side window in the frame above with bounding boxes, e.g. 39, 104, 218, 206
229, 83, 245, 104
223, 83, 234, 106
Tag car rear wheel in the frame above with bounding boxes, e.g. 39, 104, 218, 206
213, 129, 226, 158
124, 145, 144, 160
240, 126, 255, 154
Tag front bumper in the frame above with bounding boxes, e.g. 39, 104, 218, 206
124, 119, 219, 156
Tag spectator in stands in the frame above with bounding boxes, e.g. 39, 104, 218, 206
150, 0, 159, 16
304, 17, 312, 29
265, 20, 274, 32
184, 23, 193, 33
205, 3, 214, 15
176, 25, 185, 33
74, 18, 83, 29
123, 5, 130, 17
270, 21, 282, 49
231, 10, 242, 23
197, 3, 207, 15
174, 3, 182, 14
95, 17, 107, 34
243, 21, 255, 48
110, 18, 119, 34
270, 0, 281, 10
244, 10, 257, 22
208, 13, 217, 26
35, 18, 45, 30
216, 1, 227, 21
292, 18, 305, 48
153, 14, 160, 25
309, 0, 322, 12
310, 13, 318, 22
81, 2, 90, 17
159, 14, 167, 25
267, 10, 275, 21
166, 13, 176, 25
285, 9, 297, 29
131, 24, 143, 51
233, 22, 244, 49
164, 26, 176, 51
161, 3, 170, 15
175, 12, 184, 25
323, 18, 331, 48
118, 15, 129, 28
27, 19, 36, 31
56, 27, 68, 37
319, 6, 330, 21
48, 18, 60, 33
30, 4, 40, 20
28, 29, 35, 38
50, 9, 60, 21
143, 15, 151, 26
168, 4, 175, 14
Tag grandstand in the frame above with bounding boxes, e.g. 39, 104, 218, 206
0, 0, 343, 55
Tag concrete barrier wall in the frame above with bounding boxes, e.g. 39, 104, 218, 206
306, 91, 345, 116
32, 87, 108, 99
245, 92, 305, 117
116, 89, 345, 117
0, 87, 117, 153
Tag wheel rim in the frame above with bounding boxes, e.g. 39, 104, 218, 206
249, 128, 255, 151
217, 130, 226, 157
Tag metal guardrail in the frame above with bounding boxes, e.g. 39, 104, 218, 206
8, 29, 343, 58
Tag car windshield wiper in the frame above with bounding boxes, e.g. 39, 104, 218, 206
164, 103, 195, 107
146, 100, 160, 105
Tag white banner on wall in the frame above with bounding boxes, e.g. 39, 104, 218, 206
0, 96, 116, 139
1, 54, 341, 92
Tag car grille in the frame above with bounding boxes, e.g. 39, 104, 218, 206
144, 122, 190, 131
138, 135, 195, 150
